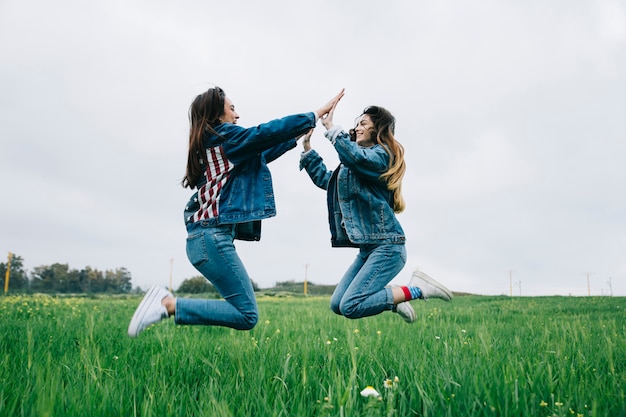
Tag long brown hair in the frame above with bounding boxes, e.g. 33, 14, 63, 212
182, 87, 226, 189
349, 106, 406, 213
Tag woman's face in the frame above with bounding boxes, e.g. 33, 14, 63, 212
354, 115, 375, 147
221, 97, 239, 124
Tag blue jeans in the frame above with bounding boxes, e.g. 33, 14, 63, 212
176, 222, 258, 330
330, 243, 406, 319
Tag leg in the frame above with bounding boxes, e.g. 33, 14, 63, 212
128, 285, 173, 337
338, 244, 406, 319
176, 223, 258, 330
408, 270, 453, 301
392, 269, 453, 324
330, 252, 367, 315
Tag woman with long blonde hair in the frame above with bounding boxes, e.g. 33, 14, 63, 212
300, 102, 452, 323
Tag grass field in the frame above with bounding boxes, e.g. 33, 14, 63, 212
0, 294, 623, 416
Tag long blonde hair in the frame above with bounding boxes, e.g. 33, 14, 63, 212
349, 106, 406, 213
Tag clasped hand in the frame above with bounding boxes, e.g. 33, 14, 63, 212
299, 88, 344, 151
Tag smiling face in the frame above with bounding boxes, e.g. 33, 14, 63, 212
354, 114, 375, 147
221, 97, 239, 124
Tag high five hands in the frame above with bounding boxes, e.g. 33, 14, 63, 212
315, 88, 344, 122
301, 88, 345, 151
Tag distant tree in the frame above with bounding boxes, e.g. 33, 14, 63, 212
177, 276, 217, 294
30, 263, 75, 293
0, 254, 29, 292
1, 254, 135, 295
176, 276, 260, 293
105, 268, 132, 293
51, 263, 71, 292
83, 267, 106, 293
65, 268, 83, 293
31, 264, 59, 292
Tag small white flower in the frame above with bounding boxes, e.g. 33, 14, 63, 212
360, 386, 380, 398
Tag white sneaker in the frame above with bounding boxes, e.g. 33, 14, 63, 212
128, 286, 172, 337
395, 302, 416, 323
409, 270, 453, 301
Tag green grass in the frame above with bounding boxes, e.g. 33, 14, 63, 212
0, 294, 623, 416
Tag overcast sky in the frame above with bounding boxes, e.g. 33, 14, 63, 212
1, 0, 625, 296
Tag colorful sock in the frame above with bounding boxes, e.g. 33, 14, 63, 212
401, 286, 422, 301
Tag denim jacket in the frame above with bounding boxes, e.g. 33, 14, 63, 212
299, 126, 406, 247
184, 112, 317, 241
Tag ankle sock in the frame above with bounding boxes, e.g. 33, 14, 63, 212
401, 286, 422, 301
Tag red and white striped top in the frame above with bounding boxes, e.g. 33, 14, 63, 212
190, 145, 235, 223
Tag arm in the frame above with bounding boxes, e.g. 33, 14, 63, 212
329, 129, 390, 182
299, 130, 333, 190
263, 139, 298, 163
218, 114, 315, 164
219, 89, 345, 164
263, 127, 315, 163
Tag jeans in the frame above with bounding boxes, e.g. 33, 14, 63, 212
176, 222, 258, 330
330, 243, 406, 319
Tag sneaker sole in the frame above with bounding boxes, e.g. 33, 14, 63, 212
411, 270, 453, 301
128, 286, 164, 337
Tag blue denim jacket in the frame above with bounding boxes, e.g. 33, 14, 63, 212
300, 126, 406, 247
184, 112, 317, 241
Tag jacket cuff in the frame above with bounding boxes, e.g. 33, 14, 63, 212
299, 149, 318, 171
324, 126, 343, 145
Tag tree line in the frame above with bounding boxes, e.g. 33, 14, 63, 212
1, 254, 335, 296
1, 254, 132, 294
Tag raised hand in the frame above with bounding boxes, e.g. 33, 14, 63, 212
315, 88, 345, 121
301, 128, 313, 152
320, 100, 338, 130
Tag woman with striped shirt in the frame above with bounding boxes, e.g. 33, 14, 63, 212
128, 86, 344, 337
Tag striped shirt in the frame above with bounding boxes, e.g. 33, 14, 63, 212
188, 145, 235, 223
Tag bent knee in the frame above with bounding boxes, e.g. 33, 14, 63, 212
238, 310, 258, 330
339, 301, 362, 319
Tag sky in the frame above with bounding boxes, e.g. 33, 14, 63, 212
1, 0, 625, 297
